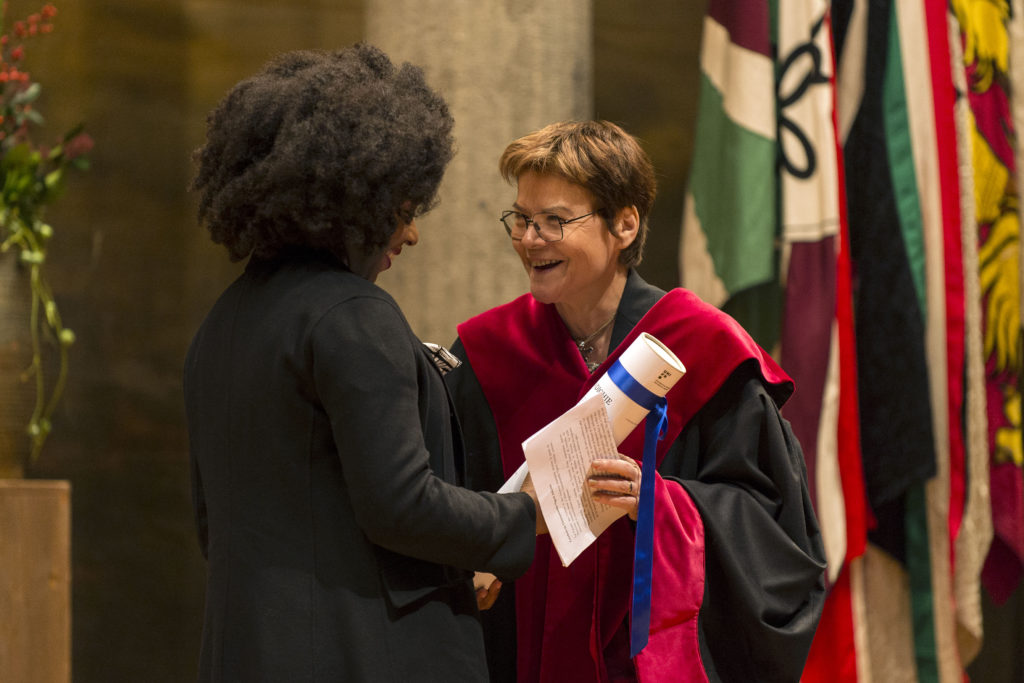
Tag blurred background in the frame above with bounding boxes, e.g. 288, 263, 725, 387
1, 0, 1020, 681
5, 1, 702, 680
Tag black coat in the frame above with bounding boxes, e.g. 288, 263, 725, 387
184, 254, 536, 682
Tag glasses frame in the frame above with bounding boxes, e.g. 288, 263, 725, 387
499, 209, 599, 242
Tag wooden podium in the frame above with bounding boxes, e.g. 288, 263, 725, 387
0, 480, 71, 683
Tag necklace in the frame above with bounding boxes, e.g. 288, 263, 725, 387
572, 314, 615, 373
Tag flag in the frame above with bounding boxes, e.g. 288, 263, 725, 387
839, 9, 938, 681
680, 1, 1003, 680
937, 1, 993, 668
773, 4, 867, 683
894, 0, 969, 678
679, 0, 779, 346
681, 2, 869, 680
812, 0, 944, 679
952, 0, 1024, 610
776, 0, 847, 583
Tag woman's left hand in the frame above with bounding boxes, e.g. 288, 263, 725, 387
474, 574, 502, 611
587, 455, 642, 521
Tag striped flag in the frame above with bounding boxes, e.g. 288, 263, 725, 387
680, 3, 868, 680
679, 0, 779, 346
929, 1, 992, 669
776, 3, 868, 681
895, 0, 965, 678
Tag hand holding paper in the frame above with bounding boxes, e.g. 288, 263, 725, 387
586, 454, 642, 520
521, 333, 686, 566
521, 393, 623, 566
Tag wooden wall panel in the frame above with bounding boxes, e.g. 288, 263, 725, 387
0, 481, 71, 683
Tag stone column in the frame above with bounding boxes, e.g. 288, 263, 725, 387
366, 0, 592, 344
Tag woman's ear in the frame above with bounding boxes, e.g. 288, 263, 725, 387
613, 206, 640, 250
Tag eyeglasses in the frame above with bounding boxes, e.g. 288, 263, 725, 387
499, 209, 598, 242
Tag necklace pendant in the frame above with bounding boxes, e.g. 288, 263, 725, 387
572, 312, 615, 374
577, 342, 598, 372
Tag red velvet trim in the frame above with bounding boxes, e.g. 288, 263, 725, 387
458, 288, 790, 680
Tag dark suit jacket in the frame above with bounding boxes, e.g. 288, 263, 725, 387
184, 253, 536, 682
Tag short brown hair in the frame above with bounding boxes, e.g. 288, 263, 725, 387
498, 120, 656, 267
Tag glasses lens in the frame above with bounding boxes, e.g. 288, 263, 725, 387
501, 211, 528, 238
536, 214, 563, 241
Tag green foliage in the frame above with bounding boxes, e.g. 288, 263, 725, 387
0, 3, 90, 462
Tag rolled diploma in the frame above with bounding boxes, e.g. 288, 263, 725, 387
498, 332, 686, 486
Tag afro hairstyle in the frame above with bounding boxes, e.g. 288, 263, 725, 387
191, 43, 455, 264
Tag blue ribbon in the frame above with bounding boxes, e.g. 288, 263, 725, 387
606, 360, 668, 658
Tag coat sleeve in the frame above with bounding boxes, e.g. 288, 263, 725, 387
659, 361, 827, 682
312, 296, 536, 579
444, 337, 507, 493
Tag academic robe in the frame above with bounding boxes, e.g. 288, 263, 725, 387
445, 271, 826, 682
185, 253, 536, 682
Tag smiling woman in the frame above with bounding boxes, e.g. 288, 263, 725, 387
445, 120, 826, 682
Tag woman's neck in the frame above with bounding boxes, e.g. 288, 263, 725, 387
557, 266, 626, 342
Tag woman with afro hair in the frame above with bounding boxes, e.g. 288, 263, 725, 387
185, 44, 544, 682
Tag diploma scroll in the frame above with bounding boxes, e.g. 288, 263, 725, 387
497, 332, 685, 494
583, 332, 686, 443
495, 333, 685, 566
